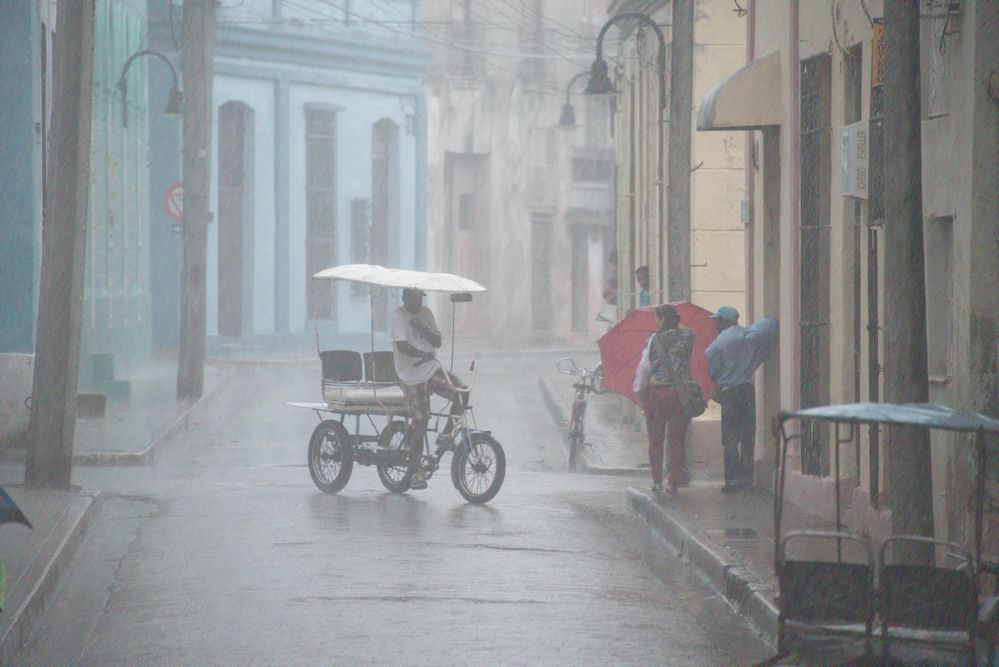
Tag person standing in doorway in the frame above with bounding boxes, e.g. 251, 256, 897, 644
704, 306, 778, 492
634, 266, 651, 307
633, 304, 695, 499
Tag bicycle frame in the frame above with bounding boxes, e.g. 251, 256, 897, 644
557, 357, 603, 471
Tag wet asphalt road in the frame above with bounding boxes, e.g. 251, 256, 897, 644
17, 351, 770, 665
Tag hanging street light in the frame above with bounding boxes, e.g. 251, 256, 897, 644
117, 49, 183, 128
556, 71, 590, 131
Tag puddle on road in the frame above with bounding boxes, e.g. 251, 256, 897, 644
705, 527, 760, 540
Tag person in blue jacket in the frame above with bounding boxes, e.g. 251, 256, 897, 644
704, 306, 778, 492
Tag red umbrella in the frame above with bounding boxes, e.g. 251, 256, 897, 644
597, 302, 718, 406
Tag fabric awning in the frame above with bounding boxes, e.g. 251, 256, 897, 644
697, 50, 782, 131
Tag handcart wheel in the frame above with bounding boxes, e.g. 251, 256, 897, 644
376, 421, 412, 494
308, 420, 354, 494
451, 433, 505, 504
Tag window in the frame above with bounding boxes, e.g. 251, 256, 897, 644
306, 108, 337, 319
458, 193, 475, 230
531, 213, 553, 333
925, 217, 954, 378
350, 198, 370, 296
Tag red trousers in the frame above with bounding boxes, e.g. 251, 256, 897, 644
643, 386, 690, 487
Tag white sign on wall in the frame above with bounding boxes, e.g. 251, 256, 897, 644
841, 121, 869, 200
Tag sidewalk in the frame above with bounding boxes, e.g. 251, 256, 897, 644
0, 358, 231, 661
1, 359, 231, 466
539, 370, 837, 648
538, 371, 724, 481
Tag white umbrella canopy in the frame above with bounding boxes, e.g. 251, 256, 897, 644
312, 264, 486, 293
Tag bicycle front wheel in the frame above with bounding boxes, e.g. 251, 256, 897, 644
451, 433, 505, 504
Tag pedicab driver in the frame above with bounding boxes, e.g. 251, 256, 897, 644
390, 288, 466, 490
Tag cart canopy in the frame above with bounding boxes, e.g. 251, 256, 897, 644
312, 264, 486, 294
782, 402, 999, 435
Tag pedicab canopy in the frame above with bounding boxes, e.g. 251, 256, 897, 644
782, 402, 999, 439
313, 264, 486, 294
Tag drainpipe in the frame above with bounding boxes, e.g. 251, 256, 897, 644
788, 0, 801, 410
745, 0, 755, 322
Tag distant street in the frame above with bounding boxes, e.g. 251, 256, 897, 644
17, 351, 770, 665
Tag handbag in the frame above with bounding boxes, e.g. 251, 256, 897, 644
675, 377, 707, 418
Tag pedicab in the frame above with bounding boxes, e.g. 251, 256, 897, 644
760, 403, 998, 666
287, 264, 506, 504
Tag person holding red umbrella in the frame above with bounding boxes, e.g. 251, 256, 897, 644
633, 304, 699, 498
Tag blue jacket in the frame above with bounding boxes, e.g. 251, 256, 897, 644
705, 318, 779, 390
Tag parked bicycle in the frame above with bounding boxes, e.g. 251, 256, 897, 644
556, 358, 605, 472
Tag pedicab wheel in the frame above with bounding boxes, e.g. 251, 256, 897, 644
451, 433, 505, 504
376, 420, 412, 494
308, 420, 354, 494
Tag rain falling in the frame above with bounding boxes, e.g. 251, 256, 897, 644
0, 0, 996, 664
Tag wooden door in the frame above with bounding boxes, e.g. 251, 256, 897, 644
218, 102, 245, 338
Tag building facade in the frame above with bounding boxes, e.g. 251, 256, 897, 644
0, 0, 154, 402
697, 0, 998, 553
148, 0, 429, 349
609, 0, 747, 317
422, 0, 616, 345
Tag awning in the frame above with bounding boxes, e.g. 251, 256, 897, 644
697, 50, 782, 131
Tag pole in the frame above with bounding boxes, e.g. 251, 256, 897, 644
882, 0, 934, 564
177, 0, 217, 401
667, 0, 693, 301
26, 0, 96, 488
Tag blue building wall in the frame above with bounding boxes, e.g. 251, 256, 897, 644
147, 0, 429, 348
0, 1, 40, 353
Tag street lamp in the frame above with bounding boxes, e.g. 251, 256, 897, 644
584, 12, 667, 297
117, 49, 183, 128
556, 71, 590, 131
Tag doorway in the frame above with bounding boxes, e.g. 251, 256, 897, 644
371, 119, 399, 332
444, 153, 489, 335
217, 101, 253, 338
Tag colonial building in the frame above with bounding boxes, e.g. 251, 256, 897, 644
0, 0, 155, 406
421, 0, 616, 345
609, 0, 747, 317
148, 0, 429, 349
696, 0, 998, 552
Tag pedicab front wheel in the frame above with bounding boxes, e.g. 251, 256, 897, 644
451, 433, 505, 504
308, 420, 354, 494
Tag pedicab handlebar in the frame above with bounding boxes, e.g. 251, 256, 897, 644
414, 356, 477, 397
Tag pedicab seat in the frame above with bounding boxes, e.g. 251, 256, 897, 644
322, 384, 407, 408
776, 531, 876, 661
878, 535, 981, 663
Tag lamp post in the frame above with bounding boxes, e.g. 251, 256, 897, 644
117, 49, 183, 128
556, 71, 590, 131
584, 13, 668, 300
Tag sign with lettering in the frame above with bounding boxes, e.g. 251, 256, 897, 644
871, 18, 885, 90
841, 121, 869, 199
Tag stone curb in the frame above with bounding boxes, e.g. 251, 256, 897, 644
0, 489, 99, 664
626, 488, 778, 646
537, 375, 646, 477
74, 366, 235, 466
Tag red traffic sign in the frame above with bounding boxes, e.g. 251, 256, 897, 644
163, 181, 183, 222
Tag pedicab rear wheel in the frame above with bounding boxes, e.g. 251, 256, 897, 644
308, 420, 354, 494
451, 433, 505, 504
376, 420, 412, 494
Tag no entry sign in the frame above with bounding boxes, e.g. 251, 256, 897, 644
163, 181, 183, 222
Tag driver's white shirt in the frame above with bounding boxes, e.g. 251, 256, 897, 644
389, 305, 441, 385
